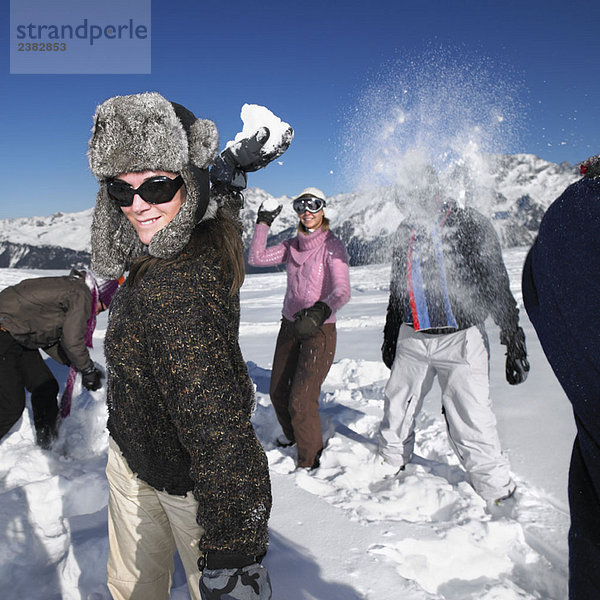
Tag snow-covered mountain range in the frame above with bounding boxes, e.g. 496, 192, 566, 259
0, 154, 579, 269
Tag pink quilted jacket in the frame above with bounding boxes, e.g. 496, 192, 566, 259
248, 223, 351, 323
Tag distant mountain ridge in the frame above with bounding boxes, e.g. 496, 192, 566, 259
0, 154, 580, 270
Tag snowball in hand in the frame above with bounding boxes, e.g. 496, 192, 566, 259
226, 104, 293, 158
261, 197, 282, 212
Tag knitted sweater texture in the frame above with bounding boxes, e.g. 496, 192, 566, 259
104, 234, 271, 556
248, 223, 351, 321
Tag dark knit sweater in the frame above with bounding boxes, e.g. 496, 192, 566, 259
104, 226, 271, 556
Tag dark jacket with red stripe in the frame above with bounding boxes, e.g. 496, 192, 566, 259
382, 203, 519, 366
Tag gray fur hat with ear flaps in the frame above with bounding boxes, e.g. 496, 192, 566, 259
88, 92, 219, 279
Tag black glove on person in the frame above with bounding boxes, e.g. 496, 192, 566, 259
382, 337, 397, 370
81, 365, 104, 391
210, 125, 293, 190
257, 202, 282, 227
382, 299, 402, 369
501, 326, 530, 385
293, 301, 332, 339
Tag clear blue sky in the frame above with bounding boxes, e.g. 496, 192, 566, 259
2, 0, 599, 218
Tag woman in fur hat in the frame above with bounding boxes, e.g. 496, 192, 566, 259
88, 92, 291, 600
248, 188, 351, 470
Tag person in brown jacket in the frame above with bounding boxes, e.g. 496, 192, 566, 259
88, 92, 291, 600
0, 268, 118, 447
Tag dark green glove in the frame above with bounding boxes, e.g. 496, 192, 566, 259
293, 301, 332, 339
501, 326, 530, 385
257, 202, 282, 226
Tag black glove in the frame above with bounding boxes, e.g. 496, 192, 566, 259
229, 125, 293, 172
199, 563, 272, 599
257, 202, 282, 227
382, 296, 402, 369
293, 301, 332, 339
81, 365, 104, 391
501, 326, 530, 385
210, 125, 293, 190
382, 338, 396, 370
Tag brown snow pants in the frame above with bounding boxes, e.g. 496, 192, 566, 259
269, 318, 336, 468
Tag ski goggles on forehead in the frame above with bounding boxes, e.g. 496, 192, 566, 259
292, 196, 325, 215
106, 175, 184, 207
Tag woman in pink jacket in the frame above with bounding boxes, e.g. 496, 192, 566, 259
248, 187, 351, 469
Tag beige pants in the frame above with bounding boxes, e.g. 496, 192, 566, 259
106, 437, 205, 600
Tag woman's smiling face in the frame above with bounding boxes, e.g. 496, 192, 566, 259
117, 171, 184, 245
299, 208, 324, 231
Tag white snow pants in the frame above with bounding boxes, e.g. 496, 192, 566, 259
378, 324, 514, 501
106, 437, 204, 600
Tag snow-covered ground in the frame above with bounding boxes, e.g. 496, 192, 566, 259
0, 248, 574, 600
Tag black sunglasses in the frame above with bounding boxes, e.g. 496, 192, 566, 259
293, 197, 325, 215
106, 175, 184, 207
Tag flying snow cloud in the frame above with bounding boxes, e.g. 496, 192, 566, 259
340, 48, 526, 217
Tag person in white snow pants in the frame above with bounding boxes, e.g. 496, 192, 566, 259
380, 324, 511, 500
378, 172, 529, 503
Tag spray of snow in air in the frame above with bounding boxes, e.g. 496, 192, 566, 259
341, 49, 525, 219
